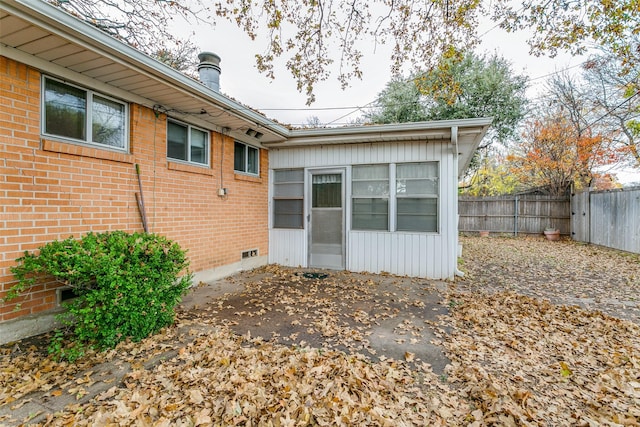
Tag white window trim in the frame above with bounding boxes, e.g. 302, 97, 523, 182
351, 164, 391, 231
272, 168, 305, 229
349, 162, 440, 234
234, 141, 260, 176
166, 119, 211, 167
394, 161, 440, 233
41, 76, 129, 152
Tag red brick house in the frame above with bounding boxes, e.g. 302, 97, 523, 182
0, 0, 490, 343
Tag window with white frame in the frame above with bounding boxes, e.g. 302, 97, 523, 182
352, 164, 389, 230
234, 141, 259, 175
167, 120, 209, 166
42, 76, 128, 150
273, 169, 304, 229
396, 162, 439, 232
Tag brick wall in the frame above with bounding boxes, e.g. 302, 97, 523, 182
0, 57, 269, 322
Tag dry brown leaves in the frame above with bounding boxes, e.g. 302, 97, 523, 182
184, 265, 447, 370
6, 326, 467, 426
2, 237, 639, 426
443, 291, 640, 426
457, 235, 640, 324
92, 331, 467, 426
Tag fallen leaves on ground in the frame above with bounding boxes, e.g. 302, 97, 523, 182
1, 237, 639, 426
443, 291, 640, 426
457, 235, 640, 324
188, 266, 445, 367
49, 328, 466, 426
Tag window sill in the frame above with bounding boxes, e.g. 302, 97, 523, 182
234, 172, 262, 183
42, 138, 134, 164
168, 161, 214, 176
349, 229, 440, 235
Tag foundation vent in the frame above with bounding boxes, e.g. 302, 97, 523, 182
242, 249, 258, 259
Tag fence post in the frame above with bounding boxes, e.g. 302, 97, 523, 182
514, 195, 519, 236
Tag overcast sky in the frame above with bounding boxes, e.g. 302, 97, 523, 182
176, 13, 639, 184
181, 15, 584, 126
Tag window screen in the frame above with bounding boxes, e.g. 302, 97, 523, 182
273, 169, 304, 228
235, 142, 259, 175
352, 164, 389, 230
167, 120, 209, 166
167, 121, 188, 161
396, 162, 438, 232
312, 174, 342, 208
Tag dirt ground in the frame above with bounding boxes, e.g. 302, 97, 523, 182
1, 235, 639, 426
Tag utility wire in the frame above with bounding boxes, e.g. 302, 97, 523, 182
252, 62, 590, 128
585, 90, 640, 128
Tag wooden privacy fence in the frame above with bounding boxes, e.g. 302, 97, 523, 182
571, 187, 640, 254
459, 195, 571, 235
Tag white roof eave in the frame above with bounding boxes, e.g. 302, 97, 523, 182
1, 0, 290, 140
2, 0, 493, 176
267, 118, 492, 147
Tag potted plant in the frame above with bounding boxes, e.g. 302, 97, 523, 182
543, 227, 560, 241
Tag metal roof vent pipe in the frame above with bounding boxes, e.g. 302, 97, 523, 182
197, 52, 221, 92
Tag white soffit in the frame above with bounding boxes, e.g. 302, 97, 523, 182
0, 0, 289, 144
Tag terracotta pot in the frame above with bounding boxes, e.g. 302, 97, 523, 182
544, 229, 560, 241
479, 231, 489, 237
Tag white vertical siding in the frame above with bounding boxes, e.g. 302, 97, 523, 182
346, 232, 452, 278
269, 229, 307, 267
269, 140, 458, 279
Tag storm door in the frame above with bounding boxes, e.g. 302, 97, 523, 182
308, 170, 345, 269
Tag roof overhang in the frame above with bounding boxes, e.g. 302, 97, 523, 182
265, 118, 492, 179
0, 0, 290, 145
1, 0, 492, 178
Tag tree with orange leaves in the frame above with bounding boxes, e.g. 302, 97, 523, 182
507, 114, 618, 197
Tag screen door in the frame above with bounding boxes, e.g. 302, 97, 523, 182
309, 171, 344, 269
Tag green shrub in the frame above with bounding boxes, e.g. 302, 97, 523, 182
6, 231, 192, 360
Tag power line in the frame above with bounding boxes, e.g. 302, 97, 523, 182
528, 63, 585, 82
586, 90, 640, 128
248, 57, 618, 128
252, 62, 590, 126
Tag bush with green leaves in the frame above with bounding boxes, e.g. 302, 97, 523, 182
6, 231, 192, 360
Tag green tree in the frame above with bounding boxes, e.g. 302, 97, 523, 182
367, 53, 528, 178
418, 52, 529, 148
368, 53, 527, 147
366, 77, 428, 124
51, 0, 639, 104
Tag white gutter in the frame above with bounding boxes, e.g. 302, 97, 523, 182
266, 118, 493, 146
287, 118, 492, 138
450, 125, 465, 278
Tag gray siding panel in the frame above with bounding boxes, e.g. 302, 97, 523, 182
269, 141, 458, 279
